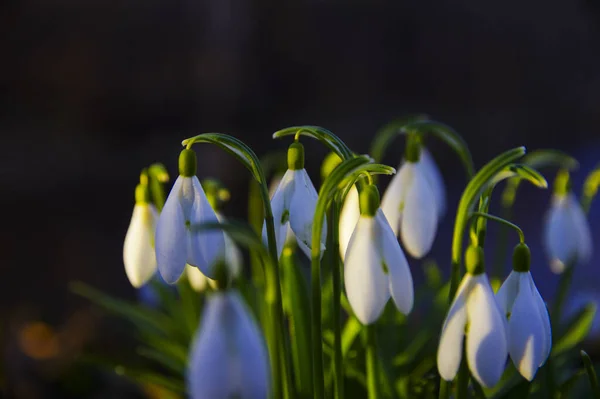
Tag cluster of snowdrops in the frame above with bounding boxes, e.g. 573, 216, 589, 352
115, 117, 600, 399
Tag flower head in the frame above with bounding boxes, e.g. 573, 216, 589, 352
344, 184, 414, 325
123, 181, 158, 288
155, 149, 226, 283
544, 191, 592, 273
496, 243, 551, 381
381, 145, 440, 258
263, 142, 326, 258
437, 246, 508, 388
339, 186, 360, 260
188, 291, 270, 399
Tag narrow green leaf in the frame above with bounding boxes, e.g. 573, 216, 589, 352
522, 149, 579, 171
281, 243, 313, 396
559, 369, 586, 399
115, 365, 185, 394
182, 133, 267, 185
553, 303, 597, 356
136, 346, 186, 374
581, 350, 600, 399
70, 282, 177, 337
341, 316, 363, 358
273, 125, 354, 160
489, 164, 548, 189
583, 164, 600, 213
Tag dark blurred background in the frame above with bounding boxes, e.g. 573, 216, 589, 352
2, 0, 600, 397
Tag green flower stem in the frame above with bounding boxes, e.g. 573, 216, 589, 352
147, 163, 169, 211
469, 211, 525, 244
329, 201, 343, 399
582, 165, 600, 214
366, 325, 380, 399
456, 356, 470, 399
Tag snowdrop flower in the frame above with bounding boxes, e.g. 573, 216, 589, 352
186, 212, 243, 292
544, 187, 592, 273
123, 179, 159, 288
496, 243, 551, 381
155, 149, 226, 283
263, 142, 326, 259
381, 139, 439, 258
339, 185, 360, 260
437, 245, 508, 388
419, 148, 447, 218
344, 184, 414, 325
188, 290, 270, 399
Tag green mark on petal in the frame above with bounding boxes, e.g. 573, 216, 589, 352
381, 261, 389, 275
281, 210, 290, 224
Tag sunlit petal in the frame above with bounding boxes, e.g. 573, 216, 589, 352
344, 216, 390, 325
530, 274, 552, 365
567, 193, 593, 264
186, 264, 212, 292
124, 204, 158, 288
289, 169, 326, 256
437, 274, 473, 381
466, 274, 508, 388
339, 186, 360, 260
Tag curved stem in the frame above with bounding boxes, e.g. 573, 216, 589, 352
366, 325, 380, 399
469, 211, 525, 244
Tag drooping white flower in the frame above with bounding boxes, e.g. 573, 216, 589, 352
381, 157, 438, 259
123, 198, 159, 288
155, 149, 226, 283
419, 148, 447, 218
186, 213, 243, 292
339, 185, 360, 260
496, 270, 551, 381
437, 246, 508, 388
544, 192, 592, 273
263, 142, 326, 259
188, 291, 270, 399
344, 185, 414, 325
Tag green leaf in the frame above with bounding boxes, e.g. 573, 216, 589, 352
553, 303, 597, 356
70, 282, 178, 337
489, 163, 548, 189
522, 149, 579, 171
182, 133, 267, 185
369, 114, 430, 163
559, 368, 586, 399
402, 120, 475, 178
114, 365, 185, 394
581, 350, 600, 399
136, 346, 186, 374
273, 125, 354, 160
341, 316, 363, 358
583, 164, 600, 213
281, 243, 313, 396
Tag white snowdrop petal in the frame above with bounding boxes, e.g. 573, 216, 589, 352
381, 162, 413, 237
530, 275, 552, 364
544, 195, 579, 273
344, 216, 390, 325
264, 170, 295, 259
419, 148, 446, 219
466, 274, 508, 388
496, 271, 521, 315
507, 273, 546, 381
229, 292, 271, 399
289, 169, 326, 253
339, 186, 360, 260
124, 204, 158, 288
437, 274, 473, 381
155, 177, 188, 284
186, 264, 210, 292
400, 165, 438, 258
188, 293, 232, 399
185, 177, 226, 278
377, 210, 414, 315
568, 194, 593, 264
215, 212, 243, 278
